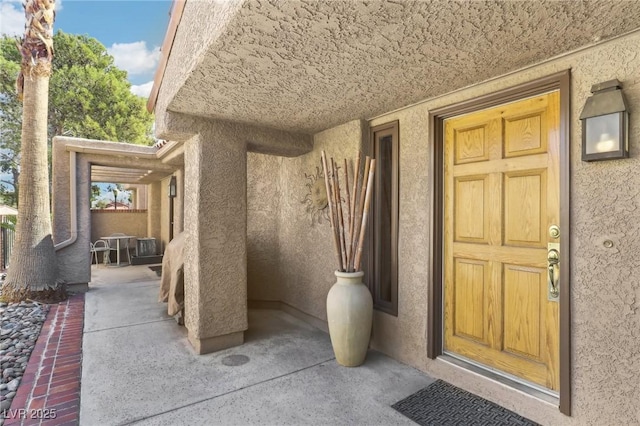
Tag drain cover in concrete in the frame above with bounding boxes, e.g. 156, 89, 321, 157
221, 354, 250, 366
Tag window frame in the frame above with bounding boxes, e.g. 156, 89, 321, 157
368, 120, 399, 316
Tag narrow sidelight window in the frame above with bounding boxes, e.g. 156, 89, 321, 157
369, 121, 399, 316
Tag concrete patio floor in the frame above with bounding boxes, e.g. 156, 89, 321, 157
82, 265, 434, 425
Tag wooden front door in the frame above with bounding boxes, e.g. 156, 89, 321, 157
443, 91, 560, 391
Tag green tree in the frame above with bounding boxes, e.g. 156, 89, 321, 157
47, 32, 153, 143
90, 184, 101, 206
0, 53, 22, 207
0, 31, 154, 205
93, 199, 109, 209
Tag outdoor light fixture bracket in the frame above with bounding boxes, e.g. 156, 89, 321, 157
579, 79, 629, 161
168, 176, 177, 198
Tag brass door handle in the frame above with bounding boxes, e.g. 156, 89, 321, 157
548, 247, 559, 299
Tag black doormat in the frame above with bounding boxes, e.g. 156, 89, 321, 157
392, 380, 539, 426
148, 265, 162, 277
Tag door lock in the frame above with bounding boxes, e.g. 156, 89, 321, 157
548, 242, 560, 301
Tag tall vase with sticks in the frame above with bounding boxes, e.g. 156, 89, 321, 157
322, 150, 375, 367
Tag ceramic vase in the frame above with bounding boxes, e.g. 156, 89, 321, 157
326, 270, 373, 367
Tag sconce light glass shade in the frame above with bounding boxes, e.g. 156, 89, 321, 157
169, 176, 177, 198
580, 79, 629, 161
581, 112, 628, 161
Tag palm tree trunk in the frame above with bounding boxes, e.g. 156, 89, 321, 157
3, 0, 62, 302
11, 167, 19, 207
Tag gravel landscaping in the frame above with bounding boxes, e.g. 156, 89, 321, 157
0, 279, 50, 423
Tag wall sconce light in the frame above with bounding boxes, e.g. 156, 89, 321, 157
579, 79, 629, 161
168, 176, 177, 198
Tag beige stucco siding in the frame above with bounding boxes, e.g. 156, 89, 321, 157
154, 0, 243, 139
247, 120, 367, 317
146, 182, 162, 255
247, 153, 282, 302
90, 211, 148, 245
278, 120, 367, 321
52, 144, 91, 285
52, 138, 169, 284
183, 128, 248, 352
366, 31, 640, 425
369, 103, 431, 370
245, 31, 640, 425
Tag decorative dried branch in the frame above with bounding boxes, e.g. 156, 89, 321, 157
343, 158, 352, 267
321, 151, 342, 272
332, 159, 347, 270
354, 159, 376, 271
323, 151, 375, 273
348, 152, 361, 270
350, 156, 370, 271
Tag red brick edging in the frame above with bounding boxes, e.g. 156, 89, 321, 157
5, 294, 84, 426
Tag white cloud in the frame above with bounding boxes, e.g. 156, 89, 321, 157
0, 0, 62, 36
107, 41, 160, 76
130, 81, 154, 98
0, 2, 24, 36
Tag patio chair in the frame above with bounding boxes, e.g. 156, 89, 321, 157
108, 233, 132, 264
91, 240, 111, 265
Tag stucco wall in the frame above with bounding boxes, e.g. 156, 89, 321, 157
183, 126, 248, 351
147, 182, 162, 254
52, 137, 176, 283
246, 120, 368, 318
123, 184, 148, 210
90, 210, 148, 245
247, 153, 282, 301
244, 31, 640, 425
364, 32, 640, 425
277, 120, 367, 320
154, 1, 243, 139
52, 145, 91, 285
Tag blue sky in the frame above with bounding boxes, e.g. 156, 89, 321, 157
0, 0, 172, 202
0, 0, 172, 97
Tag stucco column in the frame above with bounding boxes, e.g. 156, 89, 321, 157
52, 143, 91, 286
183, 129, 248, 354
137, 184, 148, 209
147, 181, 162, 254
129, 189, 138, 209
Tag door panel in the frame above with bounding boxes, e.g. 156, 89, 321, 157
453, 258, 488, 344
444, 92, 560, 391
454, 176, 489, 243
504, 111, 548, 157
503, 264, 544, 360
504, 170, 547, 247
454, 125, 490, 164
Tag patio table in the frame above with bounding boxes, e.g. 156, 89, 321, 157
100, 235, 135, 266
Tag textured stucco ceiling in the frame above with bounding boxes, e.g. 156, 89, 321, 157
164, 0, 640, 134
